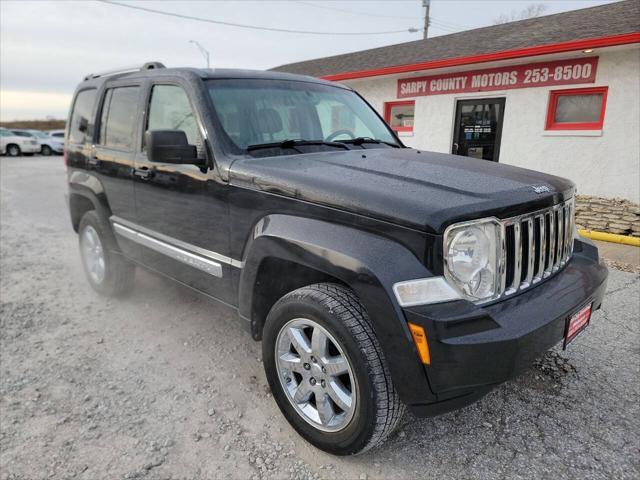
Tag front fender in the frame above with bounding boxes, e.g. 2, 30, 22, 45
238, 214, 438, 404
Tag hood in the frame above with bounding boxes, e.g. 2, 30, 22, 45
229, 148, 575, 234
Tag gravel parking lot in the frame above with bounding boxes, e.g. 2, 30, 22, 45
1, 156, 639, 480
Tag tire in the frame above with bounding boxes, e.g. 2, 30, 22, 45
78, 210, 135, 297
41, 145, 52, 156
262, 283, 405, 455
6, 144, 21, 157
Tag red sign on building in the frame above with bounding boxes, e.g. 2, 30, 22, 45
397, 57, 599, 98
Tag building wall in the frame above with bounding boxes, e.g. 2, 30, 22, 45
347, 47, 640, 203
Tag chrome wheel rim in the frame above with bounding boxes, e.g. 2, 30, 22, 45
81, 226, 106, 284
275, 318, 357, 432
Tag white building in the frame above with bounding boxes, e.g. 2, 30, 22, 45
275, 1, 640, 203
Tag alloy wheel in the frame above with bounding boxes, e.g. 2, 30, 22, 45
81, 225, 106, 284
275, 318, 357, 432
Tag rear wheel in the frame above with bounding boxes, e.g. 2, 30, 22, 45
6, 144, 20, 157
262, 283, 405, 455
41, 145, 52, 156
78, 210, 135, 296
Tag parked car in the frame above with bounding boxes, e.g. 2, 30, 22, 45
0, 128, 41, 156
48, 129, 65, 139
27, 129, 64, 155
66, 63, 608, 455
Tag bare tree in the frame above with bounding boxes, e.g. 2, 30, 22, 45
493, 3, 548, 24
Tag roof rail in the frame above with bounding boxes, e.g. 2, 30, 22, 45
83, 62, 166, 81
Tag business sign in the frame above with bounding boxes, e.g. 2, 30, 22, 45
397, 57, 598, 98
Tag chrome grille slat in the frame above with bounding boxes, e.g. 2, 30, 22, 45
498, 198, 575, 301
536, 214, 546, 283
524, 218, 535, 288
555, 206, 564, 270
509, 222, 522, 294
547, 210, 555, 276
564, 201, 572, 262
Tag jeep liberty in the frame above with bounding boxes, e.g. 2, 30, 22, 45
66, 63, 608, 455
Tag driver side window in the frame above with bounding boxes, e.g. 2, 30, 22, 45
146, 85, 200, 150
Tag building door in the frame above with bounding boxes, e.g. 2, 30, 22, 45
452, 98, 505, 162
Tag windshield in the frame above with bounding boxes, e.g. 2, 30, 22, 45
207, 79, 398, 155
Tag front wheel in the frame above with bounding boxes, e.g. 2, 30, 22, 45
6, 144, 21, 157
262, 283, 405, 455
41, 145, 52, 156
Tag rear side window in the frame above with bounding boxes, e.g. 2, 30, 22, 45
99, 86, 140, 151
69, 89, 97, 144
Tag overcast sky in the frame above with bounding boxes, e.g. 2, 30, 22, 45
0, 0, 616, 121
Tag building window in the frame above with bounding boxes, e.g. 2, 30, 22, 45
545, 86, 608, 130
384, 101, 415, 133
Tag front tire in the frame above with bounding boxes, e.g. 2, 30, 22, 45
6, 144, 21, 157
78, 210, 135, 297
41, 145, 52, 156
262, 283, 405, 455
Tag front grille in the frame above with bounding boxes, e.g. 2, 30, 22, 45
499, 197, 575, 298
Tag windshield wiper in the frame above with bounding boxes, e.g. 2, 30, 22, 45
336, 137, 401, 148
247, 139, 350, 152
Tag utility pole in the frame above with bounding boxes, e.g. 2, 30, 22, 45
189, 40, 210, 68
422, 0, 431, 39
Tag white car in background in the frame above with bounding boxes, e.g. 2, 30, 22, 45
0, 128, 41, 156
48, 129, 65, 139
23, 129, 64, 155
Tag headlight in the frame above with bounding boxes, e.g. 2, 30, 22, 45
444, 218, 502, 302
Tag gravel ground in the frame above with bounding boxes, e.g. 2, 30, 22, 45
1, 156, 639, 480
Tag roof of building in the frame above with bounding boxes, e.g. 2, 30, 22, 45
272, 0, 640, 79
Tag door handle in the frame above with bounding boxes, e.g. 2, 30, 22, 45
133, 167, 154, 180
87, 155, 99, 166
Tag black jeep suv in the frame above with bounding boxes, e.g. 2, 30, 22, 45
66, 63, 608, 455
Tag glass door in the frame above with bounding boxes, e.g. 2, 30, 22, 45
452, 98, 506, 162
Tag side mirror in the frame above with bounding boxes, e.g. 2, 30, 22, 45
145, 130, 199, 165
78, 117, 88, 133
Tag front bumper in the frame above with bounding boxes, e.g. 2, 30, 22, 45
403, 238, 608, 417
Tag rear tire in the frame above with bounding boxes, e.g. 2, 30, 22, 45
78, 210, 135, 297
262, 283, 405, 455
6, 144, 21, 157
41, 145, 52, 156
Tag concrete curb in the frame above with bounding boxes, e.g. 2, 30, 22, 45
579, 229, 640, 247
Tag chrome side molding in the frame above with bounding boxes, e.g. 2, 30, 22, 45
110, 216, 244, 277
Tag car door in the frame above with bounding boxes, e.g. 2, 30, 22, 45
92, 83, 143, 260
132, 80, 233, 304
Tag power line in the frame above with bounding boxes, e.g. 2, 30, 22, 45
430, 17, 470, 30
292, 0, 417, 20
97, 0, 420, 36
293, 1, 470, 32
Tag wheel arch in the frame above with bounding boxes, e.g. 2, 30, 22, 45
68, 171, 113, 232
237, 214, 437, 404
